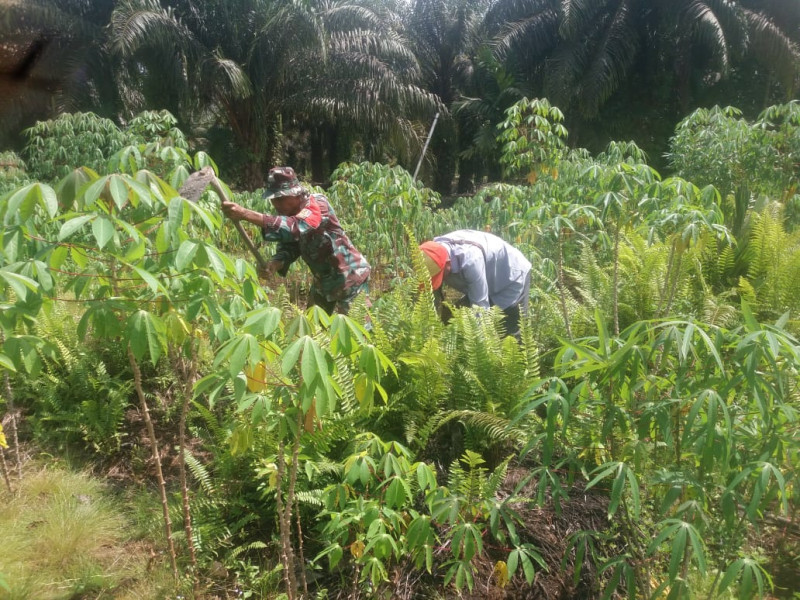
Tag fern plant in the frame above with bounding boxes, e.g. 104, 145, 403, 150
22, 311, 130, 458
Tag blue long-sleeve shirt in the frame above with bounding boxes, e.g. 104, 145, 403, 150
434, 230, 531, 309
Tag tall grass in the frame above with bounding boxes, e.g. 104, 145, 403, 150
0, 465, 175, 599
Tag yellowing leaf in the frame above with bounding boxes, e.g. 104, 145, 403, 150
527, 170, 538, 184
354, 373, 374, 407
350, 540, 365, 559
494, 560, 509, 588
0, 423, 6, 448
245, 361, 268, 392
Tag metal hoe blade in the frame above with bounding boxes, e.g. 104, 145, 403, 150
178, 166, 217, 203
179, 167, 270, 271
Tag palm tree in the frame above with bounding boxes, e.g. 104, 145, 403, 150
406, 0, 491, 193
485, 0, 799, 141
110, 0, 438, 187
273, 0, 440, 182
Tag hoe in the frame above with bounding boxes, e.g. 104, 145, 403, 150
179, 166, 270, 271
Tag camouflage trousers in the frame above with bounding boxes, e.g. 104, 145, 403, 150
310, 280, 370, 315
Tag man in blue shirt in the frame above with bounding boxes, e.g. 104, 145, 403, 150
420, 230, 531, 337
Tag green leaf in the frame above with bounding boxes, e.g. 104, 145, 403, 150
415, 463, 437, 491
58, 215, 94, 240
281, 337, 305, 375
384, 476, 409, 509
507, 549, 519, 577
83, 176, 108, 209
131, 264, 164, 294
668, 526, 687, 581
740, 299, 759, 331
92, 216, 115, 249
520, 549, 535, 583
126, 310, 165, 365
108, 175, 128, 210
218, 335, 261, 379
242, 307, 282, 337
4, 184, 37, 224
0, 270, 39, 301
175, 240, 199, 271
301, 337, 329, 388
204, 245, 227, 279
407, 516, 433, 550
0, 353, 16, 371
37, 183, 58, 217
124, 238, 146, 262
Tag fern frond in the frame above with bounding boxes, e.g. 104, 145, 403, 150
191, 400, 227, 445
184, 451, 215, 495
295, 489, 324, 507
485, 456, 512, 497
228, 541, 268, 560
333, 354, 357, 415
438, 409, 527, 448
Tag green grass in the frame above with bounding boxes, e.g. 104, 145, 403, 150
0, 464, 176, 600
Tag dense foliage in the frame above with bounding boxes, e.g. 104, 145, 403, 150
2, 0, 798, 190
0, 97, 798, 599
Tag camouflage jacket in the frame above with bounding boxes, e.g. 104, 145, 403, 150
261, 193, 370, 302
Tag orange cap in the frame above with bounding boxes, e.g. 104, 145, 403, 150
419, 241, 448, 290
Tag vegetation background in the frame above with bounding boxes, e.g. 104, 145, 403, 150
0, 1, 799, 599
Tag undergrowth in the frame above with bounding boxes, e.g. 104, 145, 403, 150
0, 463, 176, 600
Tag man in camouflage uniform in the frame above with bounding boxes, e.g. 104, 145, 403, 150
221, 166, 370, 313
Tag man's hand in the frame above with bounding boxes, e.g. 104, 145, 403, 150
222, 201, 266, 227
258, 260, 283, 280
221, 200, 245, 221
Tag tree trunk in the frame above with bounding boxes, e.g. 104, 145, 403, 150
326, 124, 340, 181
456, 155, 477, 195
128, 346, 179, 580
430, 117, 456, 195
295, 496, 309, 598
225, 99, 273, 188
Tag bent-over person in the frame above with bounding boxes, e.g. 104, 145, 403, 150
222, 166, 370, 314
419, 229, 531, 337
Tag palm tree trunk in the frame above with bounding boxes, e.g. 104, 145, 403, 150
128, 346, 179, 580
327, 124, 339, 180
431, 119, 456, 195
225, 99, 272, 188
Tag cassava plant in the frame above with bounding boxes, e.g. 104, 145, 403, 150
45, 154, 265, 581
0, 179, 59, 484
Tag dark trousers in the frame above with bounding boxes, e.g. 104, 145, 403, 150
309, 281, 369, 315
